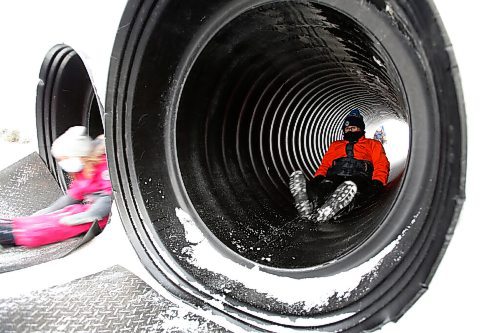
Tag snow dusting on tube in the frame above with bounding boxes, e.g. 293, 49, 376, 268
176, 207, 419, 315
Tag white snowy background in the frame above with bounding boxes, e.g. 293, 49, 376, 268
0, 1, 499, 332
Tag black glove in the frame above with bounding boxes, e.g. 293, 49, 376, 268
308, 175, 325, 188
306, 175, 325, 203
371, 180, 384, 194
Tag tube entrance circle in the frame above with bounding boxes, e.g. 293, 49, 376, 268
176, 2, 408, 268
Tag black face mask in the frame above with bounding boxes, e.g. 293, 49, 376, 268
343, 131, 364, 142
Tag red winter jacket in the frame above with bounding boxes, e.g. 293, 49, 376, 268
314, 136, 390, 185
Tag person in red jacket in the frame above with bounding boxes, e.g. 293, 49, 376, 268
290, 109, 390, 222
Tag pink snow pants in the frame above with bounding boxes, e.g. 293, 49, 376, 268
13, 204, 108, 247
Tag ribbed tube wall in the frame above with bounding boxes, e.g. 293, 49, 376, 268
176, 2, 408, 268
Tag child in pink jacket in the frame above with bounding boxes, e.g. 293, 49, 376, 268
0, 126, 112, 247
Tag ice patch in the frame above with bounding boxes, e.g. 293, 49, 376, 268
373, 56, 384, 67
176, 208, 205, 244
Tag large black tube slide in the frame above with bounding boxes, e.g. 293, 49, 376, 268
36, 44, 104, 188
107, 0, 465, 331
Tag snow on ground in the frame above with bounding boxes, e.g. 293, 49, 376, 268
0, 142, 38, 171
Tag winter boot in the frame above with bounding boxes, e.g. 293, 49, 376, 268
289, 170, 313, 219
316, 181, 357, 223
0, 223, 15, 246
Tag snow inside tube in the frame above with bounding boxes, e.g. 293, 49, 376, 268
36, 44, 104, 188
106, 0, 465, 331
